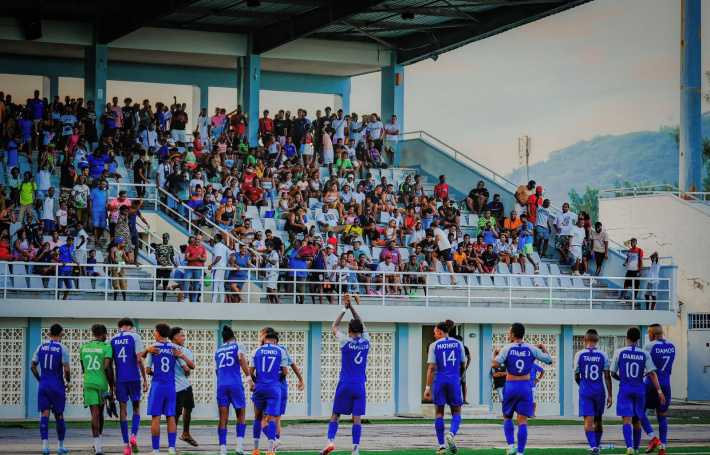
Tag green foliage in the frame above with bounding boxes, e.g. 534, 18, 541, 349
568, 186, 599, 222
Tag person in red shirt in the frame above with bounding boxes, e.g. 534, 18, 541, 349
227, 105, 248, 140
183, 234, 207, 302
526, 186, 543, 225
243, 178, 268, 207
258, 109, 274, 146
620, 238, 644, 301
434, 175, 449, 201
241, 167, 256, 190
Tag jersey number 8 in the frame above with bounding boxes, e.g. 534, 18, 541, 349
160, 356, 171, 373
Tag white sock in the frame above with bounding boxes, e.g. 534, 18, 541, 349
268, 438, 275, 452
94, 437, 102, 453
661, 444, 666, 449
649, 431, 656, 438
220, 444, 228, 455
509, 444, 516, 450
254, 439, 260, 450
328, 438, 334, 444
42, 439, 49, 449
237, 436, 244, 451
353, 443, 359, 450
59, 440, 64, 449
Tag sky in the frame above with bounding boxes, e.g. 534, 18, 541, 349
1, 0, 709, 175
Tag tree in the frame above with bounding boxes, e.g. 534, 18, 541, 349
568, 186, 599, 222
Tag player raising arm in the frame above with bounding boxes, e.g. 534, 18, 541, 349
30, 323, 71, 455
610, 327, 665, 455
320, 294, 370, 455
573, 329, 613, 455
492, 322, 553, 455
423, 321, 466, 455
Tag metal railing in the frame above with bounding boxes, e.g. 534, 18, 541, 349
601, 184, 710, 205
0, 261, 674, 310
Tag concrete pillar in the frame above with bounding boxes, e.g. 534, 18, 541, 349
84, 43, 108, 138
42, 75, 58, 101
679, 0, 702, 194
559, 325, 574, 416
192, 85, 208, 134
307, 322, 322, 416
24, 318, 42, 418
381, 56, 404, 166
479, 324, 493, 410
241, 35, 261, 146
334, 77, 351, 116
395, 323, 409, 413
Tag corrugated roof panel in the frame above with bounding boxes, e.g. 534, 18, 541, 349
161, 12, 205, 23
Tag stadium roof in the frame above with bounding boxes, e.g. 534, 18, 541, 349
3, 0, 592, 66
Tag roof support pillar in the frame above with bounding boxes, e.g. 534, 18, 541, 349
241, 34, 261, 146
192, 85, 209, 134
680, 0, 702, 194
41, 75, 58, 101
381, 55, 404, 165
333, 77, 351, 117
84, 32, 107, 139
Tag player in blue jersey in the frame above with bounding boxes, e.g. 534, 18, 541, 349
529, 363, 544, 418
640, 324, 675, 455
492, 322, 553, 455
215, 325, 252, 455
260, 326, 306, 451
144, 323, 190, 455
319, 294, 370, 455
573, 329, 613, 455
30, 323, 71, 455
110, 317, 147, 455
249, 330, 288, 455
611, 327, 665, 455
424, 320, 466, 455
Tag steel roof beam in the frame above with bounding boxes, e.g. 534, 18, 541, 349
99, 0, 201, 44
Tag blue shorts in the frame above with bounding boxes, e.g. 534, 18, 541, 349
433, 378, 463, 407
502, 380, 533, 417
91, 211, 107, 229
42, 219, 55, 232
535, 226, 550, 240
579, 393, 605, 417
115, 380, 142, 403
217, 383, 246, 410
38, 383, 66, 414
58, 269, 73, 289
645, 382, 671, 413
280, 381, 289, 415
333, 381, 367, 416
252, 384, 282, 416
147, 383, 176, 416
616, 388, 644, 418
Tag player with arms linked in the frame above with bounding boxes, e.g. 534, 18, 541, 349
573, 329, 613, 455
110, 317, 148, 455
639, 324, 675, 455
610, 327, 665, 455
423, 320, 466, 455
30, 323, 71, 455
492, 322, 553, 455
319, 294, 370, 455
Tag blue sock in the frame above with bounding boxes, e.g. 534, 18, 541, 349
517, 423, 528, 454
265, 421, 277, 441
633, 428, 642, 451
658, 415, 668, 444
56, 418, 66, 442
120, 420, 129, 444
622, 424, 632, 448
640, 413, 654, 436
435, 417, 446, 446
131, 414, 140, 436
168, 431, 177, 449
595, 431, 603, 448
40, 416, 49, 441
328, 421, 339, 440
152, 435, 160, 451
237, 423, 247, 438
450, 414, 462, 436
503, 419, 515, 445
253, 419, 262, 440
352, 424, 362, 445
585, 430, 596, 448
218, 428, 228, 446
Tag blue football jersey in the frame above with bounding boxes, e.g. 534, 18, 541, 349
574, 347, 610, 397
495, 342, 552, 376
529, 363, 544, 386
251, 342, 287, 386
111, 331, 144, 383
32, 340, 70, 385
146, 341, 184, 384
215, 342, 246, 387
644, 339, 675, 387
336, 330, 370, 384
611, 344, 656, 393
427, 337, 465, 382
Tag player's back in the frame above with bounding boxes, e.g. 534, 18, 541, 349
428, 337, 464, 382
338, 331, 370, 384
497, 342, 551, 377
612, 345, 654, 392
574, 347, 610, 397
111, 330, 143, 383
252, 342, 285, 386
79, 340, 112, 388
644, 339, 675, 386
35, 340, 68, 385
215, 341, 244, 387
148, 341, 179, 385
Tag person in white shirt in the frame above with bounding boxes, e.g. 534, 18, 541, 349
348, 113, 365, 145
138, 123, 159, 151
36, 166, 52, 199
384, 114, 400, 166
374, 254, 400, 295
197, 108, 211, 143
553, 202, 578, 265
262, 241, 280, 303
645, 251, 661, 310
74, 223, 90, 275
432, 220, 458, 285
316, 205, 347, 233
331, 110, 348, 142
568, 218, 587, 276
208, 233, 233, 303
366, 113, 384, 152
41, 187, 57, 231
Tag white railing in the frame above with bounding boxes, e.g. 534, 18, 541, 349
0, 261, 674, 310
602, 184, 710, 205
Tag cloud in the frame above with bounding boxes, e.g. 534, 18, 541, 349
580, 45, 608, 65
627, 55, 678, 83
523, 10, 630, 40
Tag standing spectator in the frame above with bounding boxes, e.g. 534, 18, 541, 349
109, 237, 138, 301
645, 251, 660, 310
383, 114, 400, 166
466, 181, 489, 216
56, 236, 78, 301
196, 108, 211, 145
41, 187, 57, 232
553, 202, 578, 265
433, 175, 449, 201
517, 213, 539, 274
183, 234, 207, 303
620, 238, 643, 302
89, 181, 109, 244
208, 233, 231, 304
133, 150, 150, 198
514, 180, 536, 214
432, 220, 458, 285
18, 171, 37, 224
258, 110, 273, 145
74, 222, 90, 275
263, 241, 280, 304
170, 106, 188, 146
569, 218, 587, 276
366, 113, 384, 152
534, 199, 552, 258
526, 186, 543, 226
289, 239, 308, 304
491, 364, 507, 401
590, 221, 609, 277
154, 233, 177, 302
480, 244, 500, 274
27, 90, 44, 150
72, 176, 90, 226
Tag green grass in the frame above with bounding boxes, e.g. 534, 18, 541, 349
183, 448, 710, 455
2, 418, 709, 430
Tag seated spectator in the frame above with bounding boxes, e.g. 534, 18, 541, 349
482, 221, 499, 246
232, 219, 256, 244
493, 233, 517, 267
486, 194, 505, 227
402, 254, 427, 296
374, 254, 401, 296
466, 180, 489, 215
383, 219, 399, 245
368, 221, 385, 247
398, 175, 414, 207
341, 218, 363, 245
284, 207, 308, 237
477, 209, 497, 235
464, 243, 484, 273
244, 178, 268, 207
316, 205, 347, 234
379, 240, 403, 268
503, 211, 521, 239
480, 244, 500, 274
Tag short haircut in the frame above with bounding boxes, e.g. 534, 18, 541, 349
169, 326, 183, 340
348, 318, 364, 334
264, 331, 279, 343
155, 323, 171, 338
221, 325, 235, 343
650, 323, 662, 329
262, 326, 276, 335
49, 324, 63, 336
584, 329, 600, 343
91, 323, 107, 337
595, 221, 602, 228
510, 322, 525, 339
627, 327, 641, 343
117, 317, 134, 328
435, 321, 450, 334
